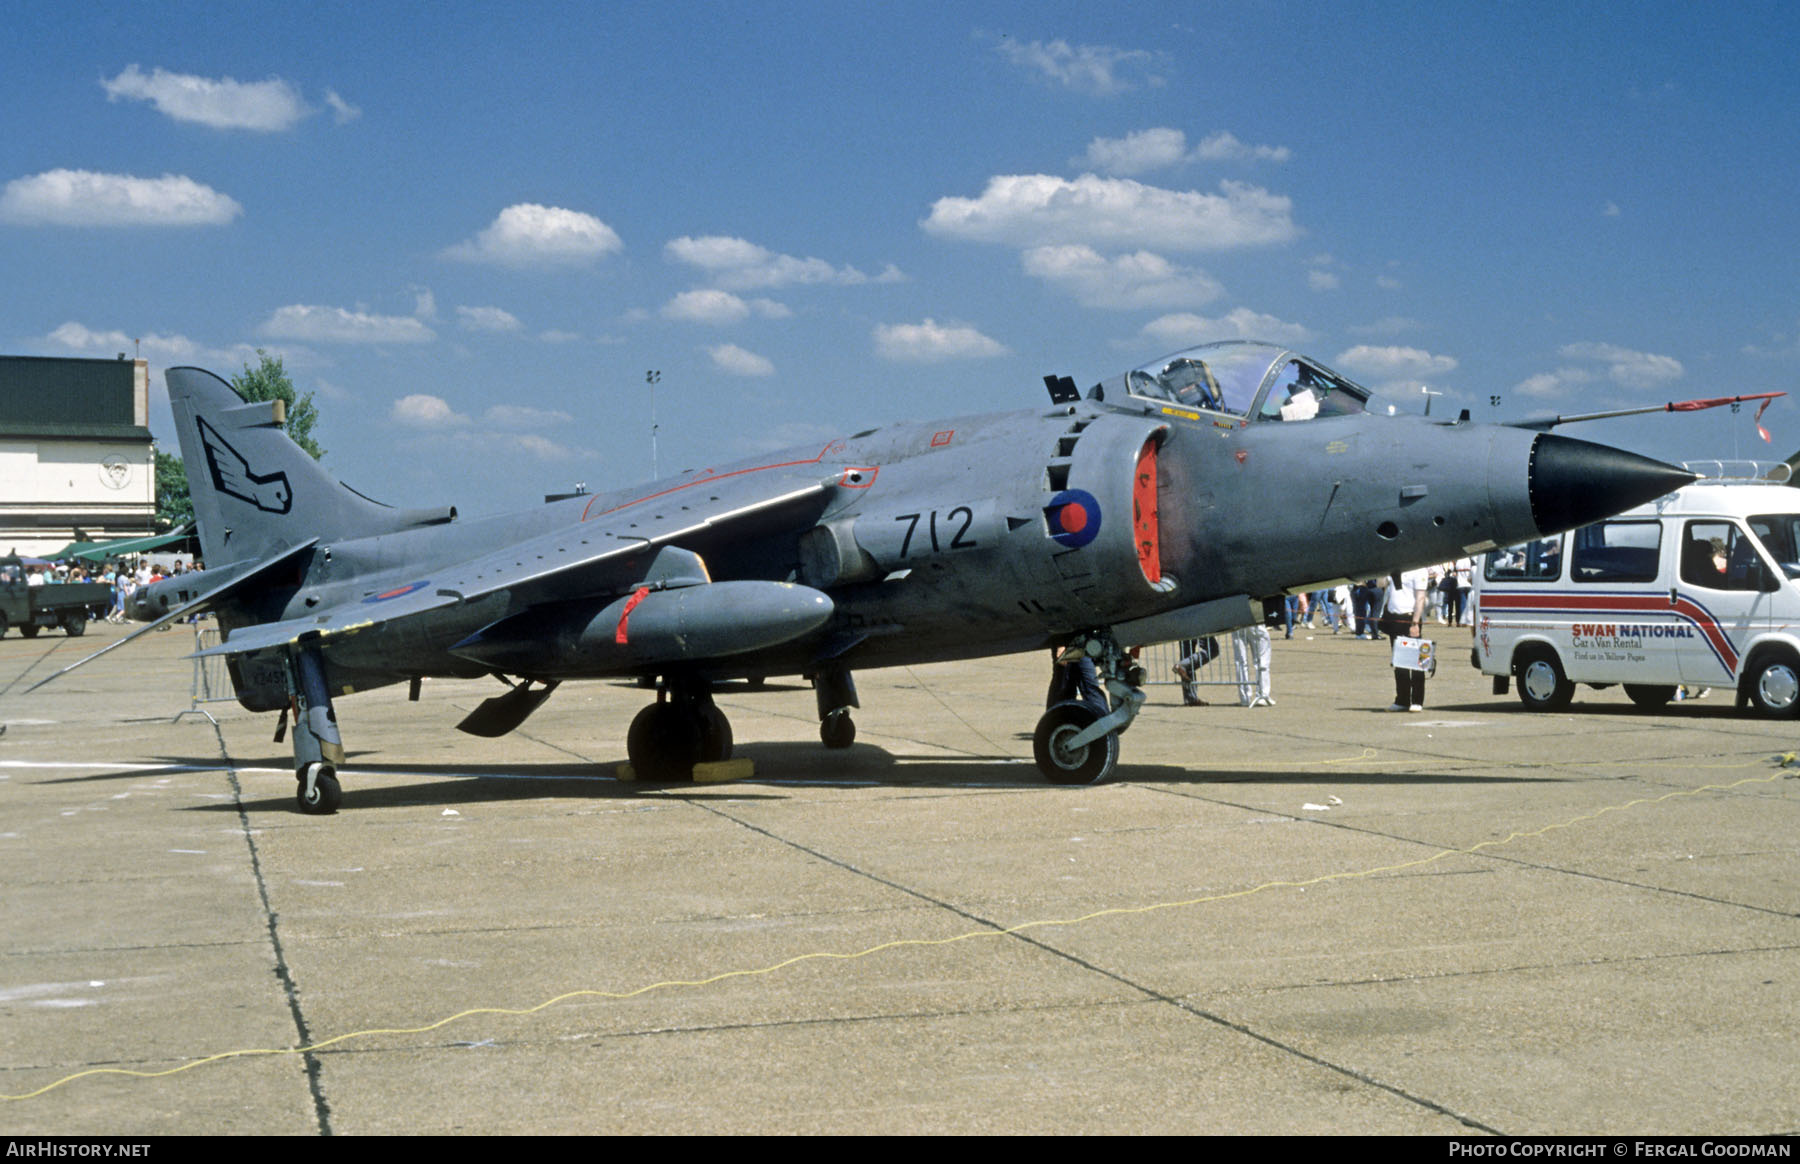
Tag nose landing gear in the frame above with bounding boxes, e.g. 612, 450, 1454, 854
1034, 630, 1145, 785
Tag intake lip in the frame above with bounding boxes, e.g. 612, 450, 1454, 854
1528, 434, 1697, 535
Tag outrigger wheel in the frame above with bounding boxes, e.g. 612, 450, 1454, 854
297, 762, 341, 815
820, 708, 856, 749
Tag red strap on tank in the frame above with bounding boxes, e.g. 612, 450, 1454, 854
616, 586, 651, 643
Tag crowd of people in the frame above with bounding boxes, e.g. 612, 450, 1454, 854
1273, 558, 1477, 641
1167, 558, 1478, 712
1, 556, 203, 624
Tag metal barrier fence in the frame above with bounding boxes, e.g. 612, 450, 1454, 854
1137, 635, 1241, 692
185, 624, 237, 719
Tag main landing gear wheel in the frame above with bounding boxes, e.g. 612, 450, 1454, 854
297, 763, 341, 815
700, 703, 734, 762
628, 691, 734, 780
628, 702, 701, 781
820, 709, 855, 749
1033, 701, 1119, 785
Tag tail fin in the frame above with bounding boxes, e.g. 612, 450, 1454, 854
168, 367, 455, 568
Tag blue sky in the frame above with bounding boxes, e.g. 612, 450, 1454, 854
5, 1, 1799, 513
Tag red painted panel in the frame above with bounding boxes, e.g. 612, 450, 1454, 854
1134, 439, 1161, 585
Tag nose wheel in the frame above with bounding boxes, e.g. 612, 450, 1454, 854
1034, 702, 1118, 784
1033, 629, 1145, 785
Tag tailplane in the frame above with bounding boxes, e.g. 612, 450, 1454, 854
168, 367, 454, 568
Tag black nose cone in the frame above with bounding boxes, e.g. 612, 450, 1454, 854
1528, 434, 1696, 535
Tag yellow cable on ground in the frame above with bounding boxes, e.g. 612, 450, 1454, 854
3, 759, 1791, 1103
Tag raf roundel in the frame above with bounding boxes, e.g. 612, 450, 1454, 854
1045, 489, 1102, 549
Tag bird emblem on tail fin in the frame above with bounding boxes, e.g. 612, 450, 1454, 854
198, 416, 294, 514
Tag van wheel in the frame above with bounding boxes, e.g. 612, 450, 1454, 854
1746, 653, 1800, 719
1624, 684, 1675, 709
1516, 647, 1574, 711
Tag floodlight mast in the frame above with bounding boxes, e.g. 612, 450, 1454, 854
646, 369, 661, 478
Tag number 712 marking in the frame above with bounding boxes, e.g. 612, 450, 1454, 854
895, 507, 977, 557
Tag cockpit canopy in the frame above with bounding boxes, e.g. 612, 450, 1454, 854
1100, 340, 1373, 423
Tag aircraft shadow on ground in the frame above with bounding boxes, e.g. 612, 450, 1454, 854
39, 737, 1544, 814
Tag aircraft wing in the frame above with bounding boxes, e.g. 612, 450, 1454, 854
187, 583, 464, 660
187, 479, 836, 662
25, 539, 318, 692
451, 481, 833, 609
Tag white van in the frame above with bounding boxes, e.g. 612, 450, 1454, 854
1470, 465, 1800, 716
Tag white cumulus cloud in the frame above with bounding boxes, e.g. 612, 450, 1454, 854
445, 203, 623, 267
708, 344, 775, 377
1558, 341, 1684, 387
994, 38, 1159, 96
1191, 131, 1291, 163
1334, 345, 1459, 380
1138, 309, 1313, 348
663, 289, 749, 324
873, 319, 1007, 363
101, 64, 310, 131
261, 305, 436, 344
1515, 369, 1594, 399
1021, 245, 1222, 309
391, 394, 468, 427
665, 234, 898, 291
43, 321, 264, 369
456, 305, 522, 332
662, 289, 790, 323
922, 173, 1297, 252
504, 433, 582, 460
0, 169, 241, 227
324, 90, 361, 124
1080, 128, 1290, 175
1079, 128, 1189, 175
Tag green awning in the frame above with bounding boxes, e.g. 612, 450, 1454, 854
48, 528, 193, 562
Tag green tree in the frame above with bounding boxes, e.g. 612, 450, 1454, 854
232, 349, 324, 460
153, 349, 323, 529
154, 449, 192, 529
